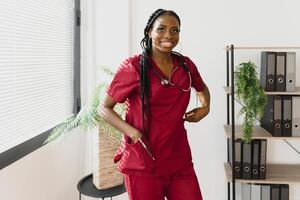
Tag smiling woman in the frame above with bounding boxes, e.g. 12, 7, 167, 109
98, 8, 210, 200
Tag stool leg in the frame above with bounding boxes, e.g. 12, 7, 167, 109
79, 192, 81, 200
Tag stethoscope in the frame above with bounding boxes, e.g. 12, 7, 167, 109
151, 54, 192, 92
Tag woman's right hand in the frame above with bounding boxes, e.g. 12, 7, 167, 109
130, 129, 143, 144
100, 95, 144, 144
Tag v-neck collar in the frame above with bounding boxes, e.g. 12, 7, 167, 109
150, 54, 180, 79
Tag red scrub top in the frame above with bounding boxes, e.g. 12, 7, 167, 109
107, 54, 204, 177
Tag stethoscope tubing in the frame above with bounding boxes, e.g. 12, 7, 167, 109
152, 62, 192, 92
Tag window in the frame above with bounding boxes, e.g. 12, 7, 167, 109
0, 0, 80, 168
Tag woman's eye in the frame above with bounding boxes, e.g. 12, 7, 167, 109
157, 27, 165, 32
173, 29, 180, 33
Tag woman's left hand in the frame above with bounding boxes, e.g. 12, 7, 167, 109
184, 106, 209, 122
184, 84, 210, 122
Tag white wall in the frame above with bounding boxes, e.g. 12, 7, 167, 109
0, 130, 86, 200
95, 0, 300, 199
94, 0, 131, 79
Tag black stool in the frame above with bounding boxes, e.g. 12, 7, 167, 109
77, 174, 126, 200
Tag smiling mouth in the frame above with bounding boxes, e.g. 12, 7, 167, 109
160, 41, 174, 48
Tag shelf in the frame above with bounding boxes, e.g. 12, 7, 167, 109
224, 125, 300, 140
225, 44, 300, 199
224, 163, 300, 184
225, 46, 300, 50
224, 125, 271, 139
224, 86, 300, 96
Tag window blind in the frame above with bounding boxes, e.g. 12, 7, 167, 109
0, 0, 75, 153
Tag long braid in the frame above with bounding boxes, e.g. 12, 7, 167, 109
139, 9, 181, 136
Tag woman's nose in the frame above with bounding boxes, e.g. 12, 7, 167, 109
163, 30, 173, 38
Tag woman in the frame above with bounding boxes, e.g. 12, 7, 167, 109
99, 8, 210, 200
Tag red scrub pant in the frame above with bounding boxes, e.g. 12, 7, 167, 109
123, 165, 203, 200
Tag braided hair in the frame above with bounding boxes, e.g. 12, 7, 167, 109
139, 9, 181, 136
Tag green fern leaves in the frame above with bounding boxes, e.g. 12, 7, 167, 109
235, 61, 267, 143
45, 69, 125, 144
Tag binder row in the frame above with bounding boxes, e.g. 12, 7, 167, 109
260, 51, 296, 92
236, 183, 289, 200
229, 139, 267, 179
260, 96, 300, 137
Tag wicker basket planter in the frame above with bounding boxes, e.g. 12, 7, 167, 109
92, 126, 123, 189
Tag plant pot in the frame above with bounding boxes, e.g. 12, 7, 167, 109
92, 126, 123, 189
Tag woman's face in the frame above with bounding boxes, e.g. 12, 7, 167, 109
148, 15, 180, 54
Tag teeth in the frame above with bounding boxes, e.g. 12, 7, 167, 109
161, 42, 173, 47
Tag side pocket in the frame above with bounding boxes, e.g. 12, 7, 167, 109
119, 140, 155, 173
132, 140, 156, 163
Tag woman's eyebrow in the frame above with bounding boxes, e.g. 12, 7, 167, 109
157, 24, 179, 28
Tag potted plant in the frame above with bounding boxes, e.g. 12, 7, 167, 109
235, 61, 267, 143
45, 67, 124, 190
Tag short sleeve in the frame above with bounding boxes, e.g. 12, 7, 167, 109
184, 57, 205, 92
107, 58, 139, 103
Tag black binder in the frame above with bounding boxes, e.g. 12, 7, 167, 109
235, 139, 242, 178
259, 139, 267, 179
261, 52, 276, 91
252, 140, 260, 179
282, 96, 292, 137
280, 184, 289, 200
273, 96, 282, 137
242, 141, 252, 179
261, 96, 282, 136
271, 184, 280, 200
261, 96, 274, 135
275, 52, 286, 91
229, 139, 242, 178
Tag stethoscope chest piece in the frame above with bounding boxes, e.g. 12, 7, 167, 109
161, 79, 169, 85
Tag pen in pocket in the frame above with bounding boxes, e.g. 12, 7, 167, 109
138, 138, 155, 161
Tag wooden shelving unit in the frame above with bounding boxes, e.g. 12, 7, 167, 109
224, 86, 300, 96
223, 125, 300, 140
224, 163, 300, 184
225, 45, 300, 200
